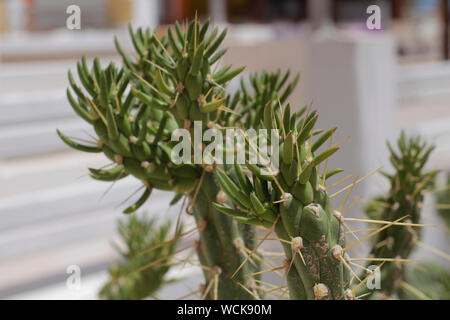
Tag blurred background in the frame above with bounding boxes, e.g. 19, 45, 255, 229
0, 0, 449, 299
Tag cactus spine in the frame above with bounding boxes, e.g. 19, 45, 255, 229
58, 18, 297, 299
360, 133, 437, 298
215, 106, 352, 300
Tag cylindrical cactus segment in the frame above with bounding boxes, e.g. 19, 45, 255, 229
214, 106, 351, 300
58, 18, 299, 299
360, 133, 437, 298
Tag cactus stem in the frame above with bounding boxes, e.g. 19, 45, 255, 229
232, 216, 280, 279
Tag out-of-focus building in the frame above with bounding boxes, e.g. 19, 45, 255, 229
0, 0, 448, 63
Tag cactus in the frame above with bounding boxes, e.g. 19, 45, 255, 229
100, 216, 180, 300
398, 263, 450, 300
58, 18, 297, 300
359, 133, 437, 299
435, 173, 450, 230
214, 105, 353, 300
228, 70, 300, 130
56, 16, 448, 300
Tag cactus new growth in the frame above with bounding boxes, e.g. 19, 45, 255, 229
58, 17, 298, 300
214, 105, 352, 300
360, 133, 437, 299
100, 216, 180, 300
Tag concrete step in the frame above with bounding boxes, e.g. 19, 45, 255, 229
0, 117, 92, 158
398, 61, 450, 102
0, 177, 176, 259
